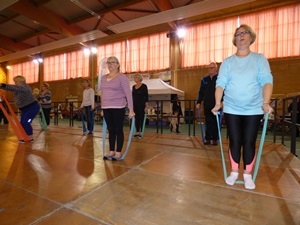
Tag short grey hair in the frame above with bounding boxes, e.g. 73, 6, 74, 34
209, 62, 218, 69
134, 73, 143, 82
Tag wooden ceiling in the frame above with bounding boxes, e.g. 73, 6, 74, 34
0, 0, 298, 63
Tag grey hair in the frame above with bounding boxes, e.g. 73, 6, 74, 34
209, 62, 218, 69
134, 73, 143, 82
13, 75, 26, 83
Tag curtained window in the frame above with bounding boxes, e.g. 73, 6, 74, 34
44, 50, 89, 81
96, 32, 169, 73
7, 4, 299, 80
125, 32, 170, 72
8, 61, 39, 84
97, 41, 126, 73
181, 3, 300, 67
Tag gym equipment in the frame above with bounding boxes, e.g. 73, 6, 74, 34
216, 112, 269, 184
102, 117, 135, 161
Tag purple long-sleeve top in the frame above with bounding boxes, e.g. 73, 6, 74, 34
100, 73, 133, 109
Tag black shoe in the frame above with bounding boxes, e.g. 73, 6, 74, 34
134, 134, 139, 138
204, 141, 210, 145
213, 140, 218, 146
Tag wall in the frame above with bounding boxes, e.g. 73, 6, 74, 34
175, 58, 300, 104
2, 57, 299, 108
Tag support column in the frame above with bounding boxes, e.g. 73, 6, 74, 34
89, 53, 98, 90
170, 34, 181, 88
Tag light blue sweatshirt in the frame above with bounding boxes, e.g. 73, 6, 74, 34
216, 52, 273, 115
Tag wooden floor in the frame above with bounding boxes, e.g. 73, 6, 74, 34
0, 122, 299, 225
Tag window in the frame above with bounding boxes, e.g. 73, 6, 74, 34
181, 3, 300, 67
9, 61, 39, 84
44, 50, 89, 81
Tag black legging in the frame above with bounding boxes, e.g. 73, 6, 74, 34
103, 108, 125, 152
134, 105, 145, 132
42, 107, 51, 125
225, 113, 263, 171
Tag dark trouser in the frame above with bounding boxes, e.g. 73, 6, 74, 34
42, 107, 51, 125
134, 106, 145, 132
20, 103, 40, 135
204, 108, 218, 141
84, 106, 93, 132
103, 108, 125, 152
225, 113, 263, 171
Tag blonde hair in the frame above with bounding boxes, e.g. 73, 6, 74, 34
232, 24, 256, 47
13, 75, 26, 83
134, 73, 143, 82
107, 56, 120, 72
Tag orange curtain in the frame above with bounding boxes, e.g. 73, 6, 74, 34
240, 4, 300, 58
97, 41, 126, 73
96, 32, 169, 73
44, 54, 66, 81
181, 18, 237, 68
65, 50, 89, 78
181, 3, 300, 67
44, 50, 89, 81
125, 32, 170, 72
9, 61, 39, 84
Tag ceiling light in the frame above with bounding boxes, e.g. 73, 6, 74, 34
176, 28, 186, 38
83, 46, 97, 55
83, 48, 90, 55
91, 47, 97, 54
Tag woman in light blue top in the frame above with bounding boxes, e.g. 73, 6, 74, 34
211, 24, 273, 190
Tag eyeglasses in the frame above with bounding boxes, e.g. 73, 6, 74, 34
235, 30, 250, 37
106, 61, 117, 65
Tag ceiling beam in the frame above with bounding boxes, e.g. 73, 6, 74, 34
68, 0, 146, 24
151, 0, 176, 30
9, 0, 85, 37
0, 34, 32, 52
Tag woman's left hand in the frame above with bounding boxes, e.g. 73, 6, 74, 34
262, 104, 274, 114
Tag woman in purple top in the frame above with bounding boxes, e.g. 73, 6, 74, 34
100, 56, 135, 159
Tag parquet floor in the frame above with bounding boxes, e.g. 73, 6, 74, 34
0, 122, 299, 225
